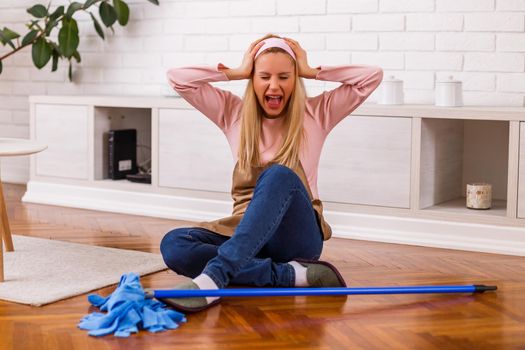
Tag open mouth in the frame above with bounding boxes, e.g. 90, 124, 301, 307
265, 95, 283, 110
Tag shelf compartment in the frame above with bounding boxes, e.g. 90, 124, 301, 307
94, 106, 152, 183
420, 118, 509, 216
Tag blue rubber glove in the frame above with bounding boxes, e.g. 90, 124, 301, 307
78, 272, 186, 337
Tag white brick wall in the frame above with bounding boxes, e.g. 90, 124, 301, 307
327, 0, 378, 14
381, 0, 435, 13
406, 14, 463, 31
497, 0, 525, 11
380, 33, 434, 51
277, 0, 326, 15
465, 13, 525, 31
436, 0, 494, 12
300, 15, 351, 32
0, 0, 524, 182
354, 14, 405, 31
436, 33, 494, 51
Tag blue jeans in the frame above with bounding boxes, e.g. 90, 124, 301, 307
160, 164, 324, 288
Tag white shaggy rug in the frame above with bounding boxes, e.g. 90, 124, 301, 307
0, 235, 167, 306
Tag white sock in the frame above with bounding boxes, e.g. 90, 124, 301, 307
192, 273, 220, 304
289, 261, 309, 287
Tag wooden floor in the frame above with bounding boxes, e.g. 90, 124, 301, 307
1, 184, 525, 349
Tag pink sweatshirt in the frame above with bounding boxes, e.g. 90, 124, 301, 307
167, 65, 383, 200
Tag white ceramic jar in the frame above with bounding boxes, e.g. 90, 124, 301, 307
378, 75, 404, 105
466, 183, 492, 210
435, 76, 463, 107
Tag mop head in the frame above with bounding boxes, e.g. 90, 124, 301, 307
78, 273, 186, 337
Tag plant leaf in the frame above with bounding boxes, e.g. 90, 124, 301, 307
113, 0, 129, 26
90, 13, 105, 39
0, 30, 16, 49
99, 2, 117, 27
58, 18, 79, 58
22, 30, 39, 46
146, 0, 159, 5
28, 20, 40, 30
68, 61, 73, 81
48, 41, 61, 53
84, 0, 99, 8
72, 50, 81, 63
0, 60, 2, 75
49, 5, 65, 21
66, 2, 84, 17
45, 19, 59, 35
51, 50, 60, 71
2, 27, 20, 41
32, 37, 52, 69
5, 41, 15, 50
27, 4, 48, 18
0, 31, 7, 45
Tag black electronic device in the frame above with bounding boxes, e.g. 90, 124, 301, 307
108, 129, 138, 180
126, 173, 152, 184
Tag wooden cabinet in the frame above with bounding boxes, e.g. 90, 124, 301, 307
318, 115, 412, 208
158, 108, 233, 192
34, 104, 89, 180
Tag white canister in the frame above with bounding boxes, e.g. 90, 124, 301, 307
435, 76, 463, 107
378, 75, 404, 105
466, 183, 492, 210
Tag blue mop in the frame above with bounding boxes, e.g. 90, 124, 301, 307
78, 273, 186, 337
146, 284, 497, 299
79, 273, 496, 337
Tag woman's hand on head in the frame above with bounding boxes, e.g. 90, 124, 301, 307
283, 38, 319, 79
219, 39, 265, 80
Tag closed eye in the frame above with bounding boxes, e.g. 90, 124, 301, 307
258, 75, 290, 81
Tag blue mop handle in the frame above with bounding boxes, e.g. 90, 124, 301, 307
149, 285, 497, 299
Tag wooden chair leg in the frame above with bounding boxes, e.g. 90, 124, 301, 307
0, 180, 14, 252
0, 219, 3, 282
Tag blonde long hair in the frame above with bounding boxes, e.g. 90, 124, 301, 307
237, 35, 307, 173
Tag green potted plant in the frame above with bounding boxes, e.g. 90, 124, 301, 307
0, 0, 159, 81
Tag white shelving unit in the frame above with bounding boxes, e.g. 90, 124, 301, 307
26, 95, 525, 256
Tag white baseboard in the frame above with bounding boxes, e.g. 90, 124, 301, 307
22, 181, 231, 222
329, 213, 525, 257
23, 181, 525, 257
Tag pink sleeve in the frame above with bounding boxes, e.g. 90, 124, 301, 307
166, 65, 242, 132
306, 65, 383, 134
